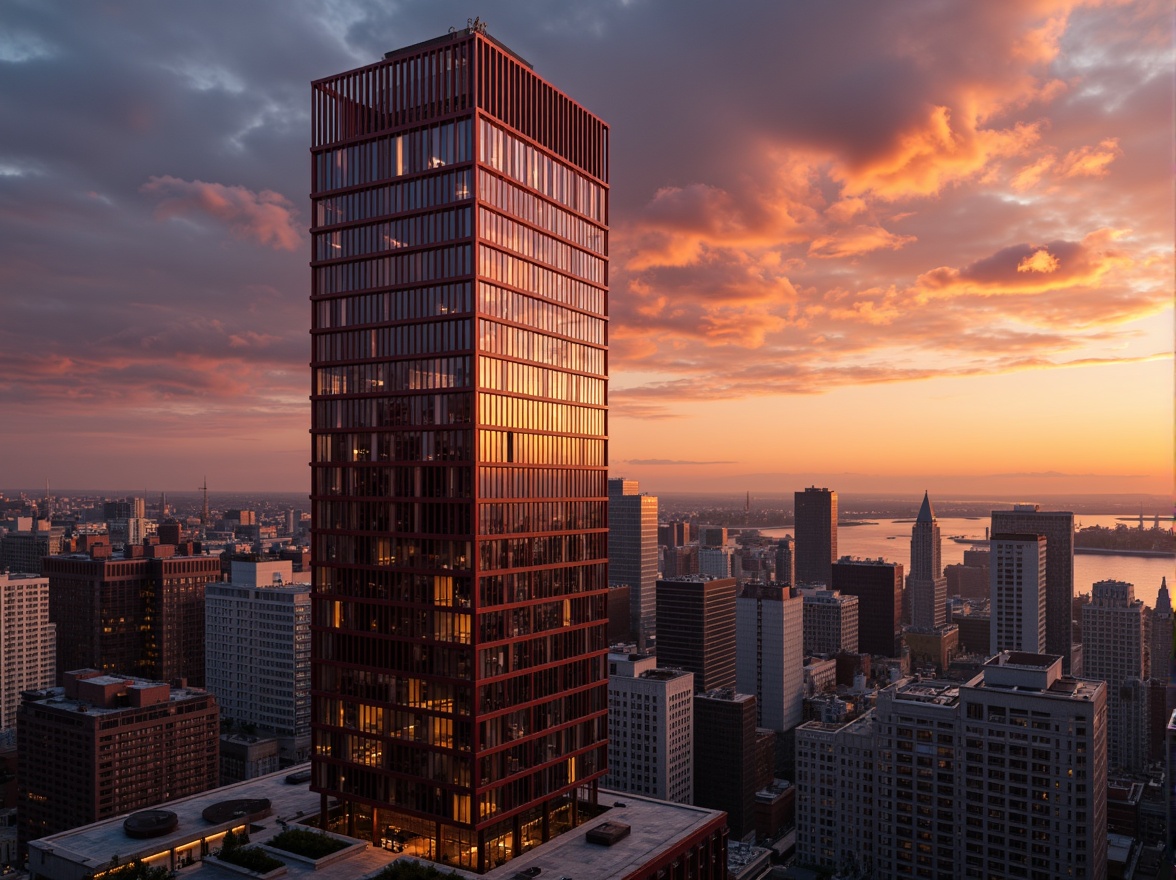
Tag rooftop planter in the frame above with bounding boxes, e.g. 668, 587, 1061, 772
260, 828, 367, 870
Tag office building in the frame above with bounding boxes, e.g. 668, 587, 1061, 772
990, 533, 1047, 655
655, 577, 736, 692
799, 587, 859, 655
830, 558, 902, 657
310, 28, 609, 872
0, 574, 55, 731
697, 526, 727, 549
698, 545, 733, 578
44, 543, 220, 686
103, 498, 146, 521
794, 487, 836, 586
945, 547, 990, 600
992, 504, 1075, 669
0, 522, 63, 577
17, 669, 219, 843
605, 653, 694, 803
205, 559, 311, 755
694, 689, 768, 842
662, 543, 698, 579
797, 652, 1107, 878
952, 608, 991, 655
736, 584, 804, 732
606, 583, 632, 644
1083, 579, 1147, 771
658, 520, 689, 549
907, 491, 947, 629
774, 537, 794, 586
608, 479, 659, 648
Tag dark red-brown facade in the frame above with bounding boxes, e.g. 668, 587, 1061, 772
310, 29, 608, 873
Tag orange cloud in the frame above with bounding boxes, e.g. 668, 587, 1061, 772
917, 228, 1132, 296
836, 107, 1042, 200
1017, 248, 1061, 273
141, 175, 302, 250
808, 224, 916, 259
1059, 138, 1122, 177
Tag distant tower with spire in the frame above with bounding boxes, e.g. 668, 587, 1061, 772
908, 491, 947, 630
1151, 577, 1172, 683
199, 478, 210, 538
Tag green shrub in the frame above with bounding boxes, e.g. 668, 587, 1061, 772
267, 829, 349, 859
104, 860, 171, 880
214, 846, 284, 874
375, 861, 463, 880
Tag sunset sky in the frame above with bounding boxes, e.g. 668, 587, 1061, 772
1, 1, 1171, 497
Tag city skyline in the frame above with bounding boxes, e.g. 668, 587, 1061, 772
1, 1, 1172, 496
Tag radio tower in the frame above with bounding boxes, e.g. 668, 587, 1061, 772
200, 478, 210, 535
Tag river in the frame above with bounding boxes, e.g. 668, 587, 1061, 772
760, 514, 1174, 609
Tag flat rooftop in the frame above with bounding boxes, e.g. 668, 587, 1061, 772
894, 681, 961, 706
472, 791, 725, 880
30, 769, 725, 880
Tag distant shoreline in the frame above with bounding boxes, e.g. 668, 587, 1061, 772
1075, 547, 1175, 559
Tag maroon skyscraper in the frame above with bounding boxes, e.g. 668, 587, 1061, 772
310, 26, 609, 872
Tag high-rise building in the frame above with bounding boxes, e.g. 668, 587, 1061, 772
944, 547, 990, 600
0, 573, 55, 731
662, 543, 699, 579
990, 533, 1047, 655
605, 652, 694, 803
17, 669, 219, 844
1083, 579, 1147, 771
0, 521, 64, 576
658, 520, 690, 549
608, 479, 659, 648
736, 584, 804, 732
907, 491, 947, 630
102, 497, 145, 521
794, 487, 837, 586
205, 559, 311, 753
830, 558, 902, 657
1150, 577, 1172, 684
44, 544, 219, 686
774, 537, 794, 587
799, 587, 859, 655
310, 28, 609, 872
697, 545, 733, 578
655, 577, 736, 692
693, 689, 769, 842
992, 504, 1075, 669
697, 526, 727, 549
796, 652, 1107, 878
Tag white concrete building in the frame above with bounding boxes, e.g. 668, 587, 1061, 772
605, 652, 694, 803
990, 533, 1047, 655
1083, 579, 1148, 771
796, 652, 1108, 879
736, 584, 804, 732
205, 560, 310, 751
0, 572, 55, 730
799, 587, 859, 655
